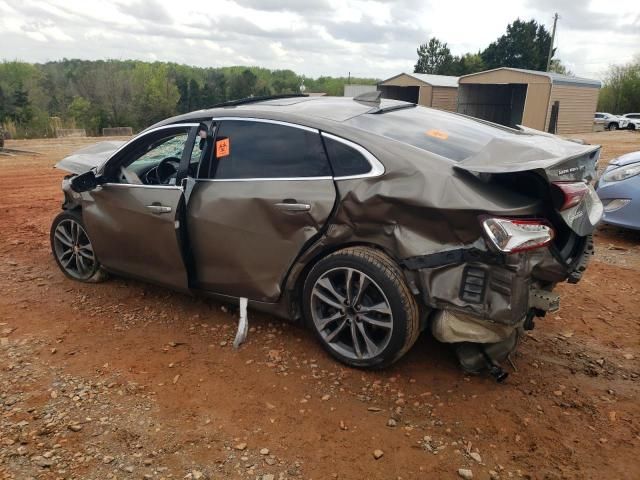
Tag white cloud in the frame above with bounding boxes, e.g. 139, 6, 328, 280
0, 0, 638, 79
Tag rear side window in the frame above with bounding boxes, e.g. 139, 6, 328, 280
322, 135, 372, 177
211, 120, 331, 179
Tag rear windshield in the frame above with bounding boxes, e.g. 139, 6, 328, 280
345, 106, 518, 161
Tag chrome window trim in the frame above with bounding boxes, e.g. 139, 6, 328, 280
98, 123, 200, 173
201, 117, 384, 182
207, 116, 328, 181
320, 132, 385, 180
212, 116, 318, 133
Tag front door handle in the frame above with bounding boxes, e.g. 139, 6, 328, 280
274, 200, 311, 212
146, 204, 172, 214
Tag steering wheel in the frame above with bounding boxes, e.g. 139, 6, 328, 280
154, 157, 181, 185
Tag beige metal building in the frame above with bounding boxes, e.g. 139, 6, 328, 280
378, 73, 459, 111
457, 68, 601, 134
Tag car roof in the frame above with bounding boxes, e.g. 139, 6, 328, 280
153, 96, 412, 128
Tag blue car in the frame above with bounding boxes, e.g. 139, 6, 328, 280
596, 151, 640, 230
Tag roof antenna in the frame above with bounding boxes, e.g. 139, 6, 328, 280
353, 90, 382, 105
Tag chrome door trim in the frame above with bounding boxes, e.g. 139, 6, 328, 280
196, 177, 333, 183
101, 183, 183, 190
321, 132, 386, 180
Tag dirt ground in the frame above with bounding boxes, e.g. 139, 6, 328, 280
1, 131, 639, 480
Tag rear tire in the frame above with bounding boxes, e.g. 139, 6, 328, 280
302, 246, 420, 368
50, 210, 108, 283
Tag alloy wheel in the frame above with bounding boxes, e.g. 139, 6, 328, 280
311, 267, 393, 361
53, 218, 96, 280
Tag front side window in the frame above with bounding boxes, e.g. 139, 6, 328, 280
127, 134, 187, 169
211, 120, 331, 179
110, 127, 191, 185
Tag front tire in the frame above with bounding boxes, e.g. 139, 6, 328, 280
302, 247, 420, 368
608, 123, 618, 131
50, 210, 107, 283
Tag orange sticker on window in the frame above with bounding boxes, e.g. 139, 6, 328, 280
216, 138, 230, 157
426, 129, 448, 140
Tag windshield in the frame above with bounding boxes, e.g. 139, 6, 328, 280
345, 106, 520, 161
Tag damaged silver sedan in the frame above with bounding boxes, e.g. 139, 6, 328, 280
51, 94, 602, 380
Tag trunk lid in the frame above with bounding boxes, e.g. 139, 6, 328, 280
455, 134, 603, 236
55, 140, 125, 174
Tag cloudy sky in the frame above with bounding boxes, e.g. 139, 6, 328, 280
0, 0, 638, 80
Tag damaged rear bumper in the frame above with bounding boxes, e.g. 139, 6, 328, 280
403, 235, 593, 343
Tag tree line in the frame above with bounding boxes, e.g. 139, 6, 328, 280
414, 19, 569, 76
597, 56, 640, 114
0, 60, 377, 138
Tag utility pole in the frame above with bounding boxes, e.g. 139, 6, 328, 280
546, 12, 559, 72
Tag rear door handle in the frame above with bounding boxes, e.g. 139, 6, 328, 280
274, 200, 311, 212
146, 204, 172, 214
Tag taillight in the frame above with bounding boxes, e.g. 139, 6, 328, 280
553, 182, 589, 210
481, 217, 555, 253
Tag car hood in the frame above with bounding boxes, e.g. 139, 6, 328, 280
55, 141, 125, 174
610, 151, 640, 167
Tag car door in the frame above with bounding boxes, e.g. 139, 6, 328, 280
185, 118, 337, 302
81, 124, 198, 291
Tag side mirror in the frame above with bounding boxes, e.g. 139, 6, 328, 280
70, 170, 102, 193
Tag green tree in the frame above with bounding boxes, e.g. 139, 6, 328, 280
131, 63, 180, 125
228, 69, 258, 99
67, 96, 92, 128
201, 70, 228, 106
11, 82, 33, 125
598, 57, 640, 114
414, 38, 454, 74
548, 59, 572, 75
481, 19, 552, 71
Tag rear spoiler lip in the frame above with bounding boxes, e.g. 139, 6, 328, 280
454, 144, 601, 183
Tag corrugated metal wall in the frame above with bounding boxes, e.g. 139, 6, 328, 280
417, 85, 433, 106
459, 70, 547, 85
431, 87, 458, 111
545, 85, 600, 134
343, 84, 377, 97
521, 83, 551, 130
379, 74, 420, 87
